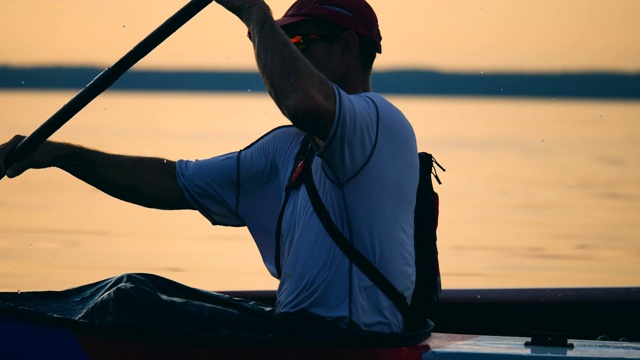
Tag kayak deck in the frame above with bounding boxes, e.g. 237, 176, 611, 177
2, 314, 638, 360
426, 333, 640, 359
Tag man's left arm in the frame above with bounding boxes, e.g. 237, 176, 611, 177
214, 0, 335, 140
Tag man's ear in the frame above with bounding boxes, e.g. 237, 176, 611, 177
337, 31, 359, 65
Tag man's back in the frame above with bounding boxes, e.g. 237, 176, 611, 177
253, 88, 419, 332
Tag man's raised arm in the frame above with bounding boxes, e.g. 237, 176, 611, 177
214, 0, 336, 140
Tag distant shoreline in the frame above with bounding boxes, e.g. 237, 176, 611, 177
1, 66, 639, 100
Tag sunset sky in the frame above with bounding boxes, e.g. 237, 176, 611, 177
1, 0, 639, 72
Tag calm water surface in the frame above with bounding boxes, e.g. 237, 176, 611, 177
1, 90, 639, 291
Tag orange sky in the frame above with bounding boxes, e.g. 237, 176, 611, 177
1, 0, 639, 72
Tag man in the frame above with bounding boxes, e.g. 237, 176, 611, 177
0, 0, 419, 335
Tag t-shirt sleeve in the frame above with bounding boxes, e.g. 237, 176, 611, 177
317, 85, 379, 185
175, 152, 244, 226
175, 126, 303, 277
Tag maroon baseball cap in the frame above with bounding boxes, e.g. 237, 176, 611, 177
276, 0, 382, 53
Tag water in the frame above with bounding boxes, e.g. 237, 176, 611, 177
1, 90, 639, 292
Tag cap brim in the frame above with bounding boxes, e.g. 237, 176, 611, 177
275, 16, 311, 28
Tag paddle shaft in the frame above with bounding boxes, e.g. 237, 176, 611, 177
2, 0, 214, 178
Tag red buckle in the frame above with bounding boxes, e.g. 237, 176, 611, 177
291, 161, 304, 183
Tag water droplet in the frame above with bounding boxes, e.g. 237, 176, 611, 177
29, 244, 32, 248
600, 114, 604, 119
480, 71, 484, 74
104, 108, 108, 112
568, 185, 572, 190
21, 80, 25, 85
480, 7, 483, 10
541, 139, 545, 144
163, 160, 167, 164
17, 290, 21, 294
248, 89, 251, 92
122, 25, 127, 30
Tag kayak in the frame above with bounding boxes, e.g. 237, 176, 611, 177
3, 317, 639, 360
1, 275, 638, 359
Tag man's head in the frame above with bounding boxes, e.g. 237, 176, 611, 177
276, 0, 381, 76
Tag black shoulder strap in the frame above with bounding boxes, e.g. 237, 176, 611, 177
274, 138, 311, 279
300, 149, 412, 322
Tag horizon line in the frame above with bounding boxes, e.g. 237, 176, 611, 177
1, 65, 639, 100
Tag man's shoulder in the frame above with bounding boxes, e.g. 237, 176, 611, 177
338, 90, 404, 123
242, 125, 304, 151
358, 91, 401, 112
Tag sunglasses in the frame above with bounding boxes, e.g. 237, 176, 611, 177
288, 33, 342, 51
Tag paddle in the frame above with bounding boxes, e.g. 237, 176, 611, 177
1, 0, 214, 180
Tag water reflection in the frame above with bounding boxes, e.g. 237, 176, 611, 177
1, 91, 639, 291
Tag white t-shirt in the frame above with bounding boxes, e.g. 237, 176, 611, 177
176, 85, 419, 332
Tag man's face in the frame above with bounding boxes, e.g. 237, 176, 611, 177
281, 20, 345, 82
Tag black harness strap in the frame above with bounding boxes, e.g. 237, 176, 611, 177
275, 138, 412, 325
299, 142, 412, 323
274, 139, 312, 278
